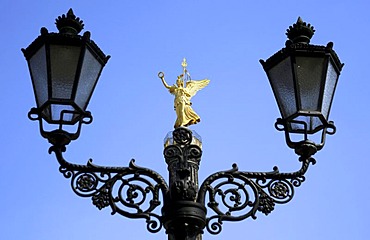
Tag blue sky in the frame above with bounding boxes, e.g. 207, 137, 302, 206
1, 0, 369, 239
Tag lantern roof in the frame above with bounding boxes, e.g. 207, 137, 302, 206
21, 9, 110, 65
260, 18, 344, 73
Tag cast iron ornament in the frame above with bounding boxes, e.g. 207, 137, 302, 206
45, 126, 317, 237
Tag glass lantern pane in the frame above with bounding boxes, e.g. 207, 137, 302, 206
267, 57, 296, 118
322, 61, 338, 119
50, 104, 76, 122
290, 115, 323, 133
75, 48, 103, 110
50, 45, 81, 99
29, 45, 48, 107
296, 56, 325, 111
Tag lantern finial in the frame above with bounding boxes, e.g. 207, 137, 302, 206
55, 8, 84, 35
286, 17, 315, 45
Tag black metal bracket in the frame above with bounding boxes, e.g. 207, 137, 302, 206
40, 125, 318, 239
274, 117, 336, 151
48, 137, 169, 233
197, 149, 316, 235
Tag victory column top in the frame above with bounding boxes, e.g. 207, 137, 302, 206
158, 58, 210, 129
159, 58, 209, 148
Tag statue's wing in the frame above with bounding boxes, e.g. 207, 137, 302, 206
185, 79, 210, 97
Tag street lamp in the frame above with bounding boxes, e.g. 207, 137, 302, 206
23, 10, 343, 240
260, 17, 343, 152
22, 9, 110, 143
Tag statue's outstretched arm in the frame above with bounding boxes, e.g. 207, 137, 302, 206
158, 72, 170, 89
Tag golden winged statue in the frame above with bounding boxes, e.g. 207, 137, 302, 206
159, 58, 210, 128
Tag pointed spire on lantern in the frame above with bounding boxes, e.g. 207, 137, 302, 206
286, 17, 315, 46
55, 8, 84, 35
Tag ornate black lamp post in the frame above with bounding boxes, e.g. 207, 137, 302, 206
23, 10, 343, 240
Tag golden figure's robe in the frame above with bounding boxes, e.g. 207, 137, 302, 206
169, 85, 200, 128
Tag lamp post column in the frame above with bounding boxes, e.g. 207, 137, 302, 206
162, 127, 206, 240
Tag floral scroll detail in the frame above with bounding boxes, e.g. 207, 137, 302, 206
50, 145, 169, 233
198, 155, 316, 235
270, 180, 290, 199
172, 127, 192, 146
76, 173, 97, 192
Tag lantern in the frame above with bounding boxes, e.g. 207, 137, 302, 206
22, 9, 110, 126
260, 17, 343, 136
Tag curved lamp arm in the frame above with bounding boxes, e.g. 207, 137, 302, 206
197, 142, 317, 235
48, 137, 169, 233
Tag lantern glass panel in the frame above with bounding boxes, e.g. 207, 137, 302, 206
75, 48, 103, 110
291, 115, 323, 133
322, 61, 338, 119
29, 45, 48, 107
268, 56, 296, 118
295, 56, 325, 111
50, 104, 75, 122
50, 45, 81, 99
41, 104, 78, 123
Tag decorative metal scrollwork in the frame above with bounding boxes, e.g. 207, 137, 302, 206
44, 127, 318, 237
92, 187, 110, 210
172, 127, 192, 145
197, 155, 316, 235
49, 144, 169, 233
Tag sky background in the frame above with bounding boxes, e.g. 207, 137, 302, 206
1, 0, 369, 239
